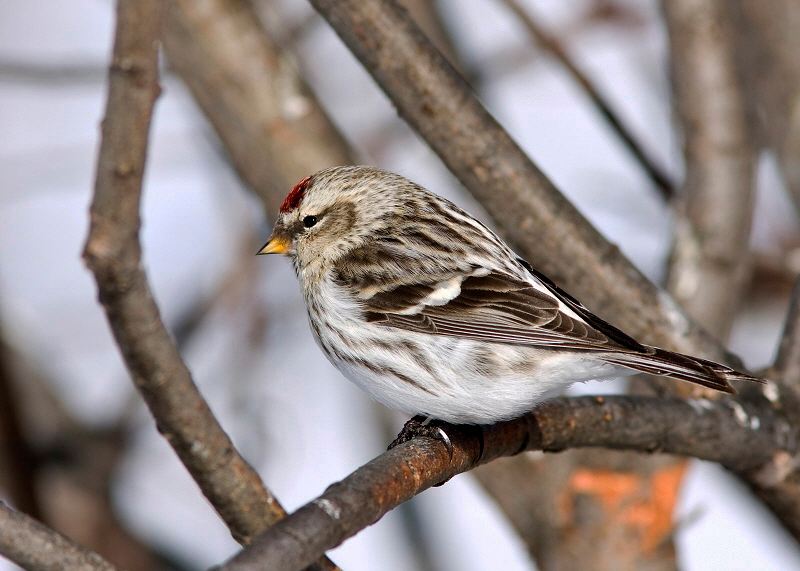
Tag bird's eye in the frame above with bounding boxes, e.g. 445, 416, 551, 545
303, 215, 318, 228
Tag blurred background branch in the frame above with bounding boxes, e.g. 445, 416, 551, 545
0, 501, 119, 571
162, 0, 355, 216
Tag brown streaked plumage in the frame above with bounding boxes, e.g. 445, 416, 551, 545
258, 166, 763, 423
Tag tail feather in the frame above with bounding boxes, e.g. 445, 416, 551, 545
603, 347, 763, 394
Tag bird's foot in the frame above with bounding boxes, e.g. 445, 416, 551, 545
389, 415, 454, 460
390, 416, 488, 487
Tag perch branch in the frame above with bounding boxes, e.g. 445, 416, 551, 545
217, 395, 783, 571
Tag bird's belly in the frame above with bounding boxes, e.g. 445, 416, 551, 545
310, 315, 622, 424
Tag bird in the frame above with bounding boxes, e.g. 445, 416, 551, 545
258, 165, 761, 425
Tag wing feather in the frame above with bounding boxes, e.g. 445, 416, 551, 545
358, 270, 627, 352
333, 237, 648, 353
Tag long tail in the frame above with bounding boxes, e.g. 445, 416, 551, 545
602, 347, 763, 394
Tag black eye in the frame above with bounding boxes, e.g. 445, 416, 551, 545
303, 215, 318, 228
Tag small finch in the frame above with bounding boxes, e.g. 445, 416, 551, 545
259, 166, 761, 424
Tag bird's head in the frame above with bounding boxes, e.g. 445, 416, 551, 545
258, 166, 419, 275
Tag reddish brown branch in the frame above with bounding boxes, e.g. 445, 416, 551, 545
498, 0, 675, 197
0, 501, 119, 571
82, 0, 284, 548
216, 395, 783, 571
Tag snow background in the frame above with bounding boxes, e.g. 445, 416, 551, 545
1, 0, 799, 569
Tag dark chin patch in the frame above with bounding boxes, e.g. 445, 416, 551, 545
280, 175, 312, 214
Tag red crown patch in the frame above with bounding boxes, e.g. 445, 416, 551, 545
280, 176, 312, 214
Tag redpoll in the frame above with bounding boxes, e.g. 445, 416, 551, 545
258, 166, 761, 424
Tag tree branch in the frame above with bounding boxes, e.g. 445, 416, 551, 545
0, 60, 107, 85
774, 278, 800, 413
163, 0, 355, 216
498, 0, 675, 197
663, 0, 756, 361
737, 0, 800, 211
216, 395, 784, 571
744, 278, 800, 538
0, 501, 119, 571
81, 0, 293, 549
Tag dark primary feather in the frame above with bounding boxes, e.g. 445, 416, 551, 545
515, 257, 647, 352
602, 348, 740, 393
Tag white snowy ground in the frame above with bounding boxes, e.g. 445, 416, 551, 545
1, 0, 799, 569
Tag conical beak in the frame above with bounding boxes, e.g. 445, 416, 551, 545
257, 236, 290, 255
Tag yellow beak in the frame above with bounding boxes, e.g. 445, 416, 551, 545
257, 237, 290, 255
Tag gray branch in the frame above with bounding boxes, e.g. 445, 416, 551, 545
0, 502, 119, 571
663, 0, 756, 354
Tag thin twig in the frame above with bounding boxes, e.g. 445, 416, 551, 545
498, 0, 675, 197
82, 0, 283, 547
0, 61, 107, 85
0, 501, 119, 571
216, 395, 784, 571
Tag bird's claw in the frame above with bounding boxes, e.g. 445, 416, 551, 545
431, 426, 453, 459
